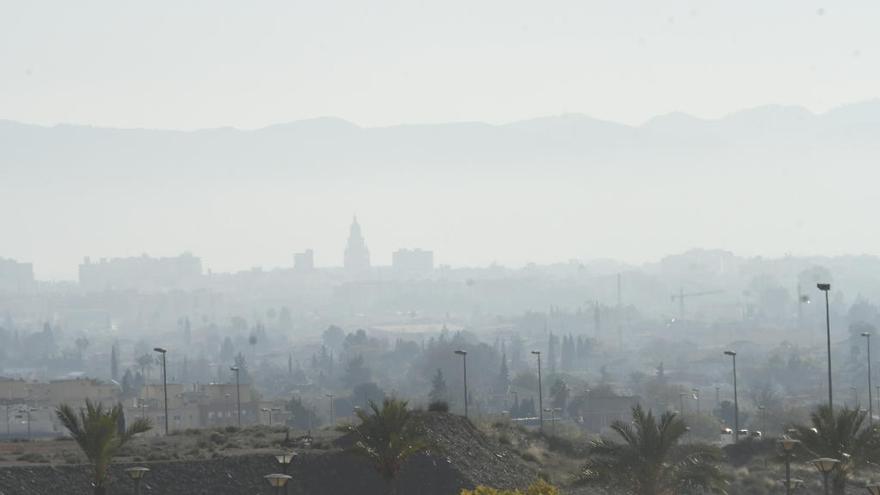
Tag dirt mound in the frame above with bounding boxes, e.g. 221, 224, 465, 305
411, 412, 539, 489
0, 412, 540, 494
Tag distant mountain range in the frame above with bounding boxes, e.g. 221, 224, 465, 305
4, 100, 880, 183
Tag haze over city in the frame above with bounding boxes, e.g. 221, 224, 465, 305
5, 2, 880, 495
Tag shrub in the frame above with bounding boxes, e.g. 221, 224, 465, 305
460, 480, 560, 495
428, 400, 450, 412
541, 433, 588, 458
17, 453, 49, 463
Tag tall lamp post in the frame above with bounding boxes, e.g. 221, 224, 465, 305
863, 332, 874, 427
153, 347, 169, 435
454, 350, 468, 418
758, 405, 767, 436
779, 438, 800, 495
230, 366, 241, 427
692, 388, 700, 414
532, 351, 544, 430
124, 467, 150, 495
326, 394, 335, 425
818, 283, 833, 409
724, 350, 739, 443
811, 457, 840, 495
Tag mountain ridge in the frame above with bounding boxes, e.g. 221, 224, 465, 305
3, 99, 880, 134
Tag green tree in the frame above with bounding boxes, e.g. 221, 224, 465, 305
343, 354, 372, 387
110, 344, 118, 381
429, 368, 449, 404
56, 400, 151, 495
350, 398, 425, 495
793, 405, 880, 495
549, 378, 569, 411
579, 405, 727, 495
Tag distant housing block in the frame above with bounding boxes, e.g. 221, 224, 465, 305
78, 253, 202, 291
392, 249, 434, 275
294, 249, 315, 271
0, 257, 34, 293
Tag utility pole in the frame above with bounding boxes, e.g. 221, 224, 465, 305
616, 273, 623, 348
532, 351, 543, 430
153, 347, 169, 435
724, 350, 739, 443
818, 283, 833, 409
230, 366, 241, 427
454, 350, 468, 418
864, 332, 874, 426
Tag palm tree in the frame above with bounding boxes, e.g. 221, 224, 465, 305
56, 399, 152, 495
350, 398, 425, 495
793, 405, 880, 495
578, 404, 727, 495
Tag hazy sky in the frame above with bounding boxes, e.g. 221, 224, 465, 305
2, 1, 879, 129
4, 1, 880, 280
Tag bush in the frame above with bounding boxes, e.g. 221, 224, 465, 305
428, 400, 450, 412
540, 433, 588, 458
460, 480, 559, 495
17, 453, 48, 463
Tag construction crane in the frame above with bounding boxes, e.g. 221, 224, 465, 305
670, 287, 724, 321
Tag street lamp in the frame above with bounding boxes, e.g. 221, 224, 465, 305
532, 351, 543, 430
818, 283, 833, 409
275, 452, 297, 495
812, 457, 840, 495
692, 388, 700, 414
275, 451, 297, 473
230, 366, 241, 427
454, 350, 468, 418
724, 350, 739, 443
264, 473, 293, 495
124, 467, 150, 495
863, 332, 874, 427
758, 405, 766, 436
153, 347, 169, 435
779, 438, 800, 495
326, 394, 335, 425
